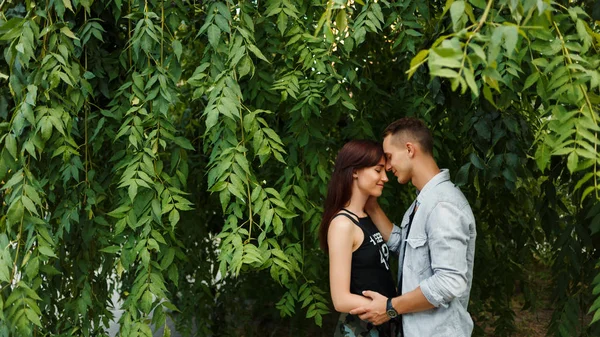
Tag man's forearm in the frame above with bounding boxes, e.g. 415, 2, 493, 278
365, 203, 393, 241
391, 287, 435, 314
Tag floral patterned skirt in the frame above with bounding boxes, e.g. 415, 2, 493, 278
334, 313, 400, 337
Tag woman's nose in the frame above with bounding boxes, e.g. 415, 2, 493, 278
381, 172, 388, 182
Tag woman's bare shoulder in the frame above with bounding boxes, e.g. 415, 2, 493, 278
328, 214, 357, 233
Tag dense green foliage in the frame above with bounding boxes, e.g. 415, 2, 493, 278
0, 0, 599, 336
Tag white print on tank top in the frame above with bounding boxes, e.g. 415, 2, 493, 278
369, 232, 390, 270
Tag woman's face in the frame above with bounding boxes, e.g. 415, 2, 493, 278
353, 157, 388, 197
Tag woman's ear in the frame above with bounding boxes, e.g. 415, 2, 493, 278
352, 169, 359, 178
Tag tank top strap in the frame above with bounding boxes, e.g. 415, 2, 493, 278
341, 208, 361, 219
335, 210, 377, 239
331, 212, 360, 226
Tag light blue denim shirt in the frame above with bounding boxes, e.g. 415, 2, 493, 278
387, 169, 476, 337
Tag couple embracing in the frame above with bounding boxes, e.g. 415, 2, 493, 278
320, 117, 477, 337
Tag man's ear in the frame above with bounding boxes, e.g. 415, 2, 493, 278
406, 142, 416, 158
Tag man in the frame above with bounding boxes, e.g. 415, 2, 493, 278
350, 117, 476, 336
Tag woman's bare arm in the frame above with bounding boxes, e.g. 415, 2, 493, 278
328, 217, 373, 312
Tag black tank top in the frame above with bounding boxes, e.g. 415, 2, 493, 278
333, 210, 397, 298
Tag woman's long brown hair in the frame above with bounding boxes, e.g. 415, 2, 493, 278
319, 140, 385, 253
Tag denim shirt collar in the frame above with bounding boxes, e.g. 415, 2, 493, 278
415, 169, 450, 205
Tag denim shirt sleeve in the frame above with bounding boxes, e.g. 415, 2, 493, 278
386, 224, 402, 254
420, 202, 470, 308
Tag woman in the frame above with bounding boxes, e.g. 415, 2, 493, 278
320, 140, 398, 337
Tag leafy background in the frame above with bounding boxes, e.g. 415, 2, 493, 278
1, 0, 600, 336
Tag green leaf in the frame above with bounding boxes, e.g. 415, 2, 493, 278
205, 107, 219, 131
238, 55, 253, 78
38, 246, 57, 258
150, 230, 167, 245
312, 312, 322, 326
430, 68, 458, 78
502, 167, 517, 183
523, 72, 539, 90
0, 252, 11, 282
2, 170, 24, 191
62, 0, 74, 12
407, 49, 429, 78
341, 100, 357, 111
404, 29, 422, 36
160, 248, 176, 270
228, 174, 247, 200
468, 43, 486, 62
469, 0, 487, 9
469, 153, 485, 169
273, 215, 283, 235
25, 256, 38, 280
7, 198, 24, 224
207, 24, 221, 48
25, 308, 43, 327
335, 10, 347, 32
128, 181, 138, 202
450, 1, 465, 31
277, 12, 288, 35
247, 44, 269, 63
531, 39, 562, 55
214, 14, 230, 33
582, 186, 598, 203
107, 204, 131, 218
100, 246, 121, 254
455, 162, 470, 186
462, 67, 479, 96
21, 195, 38, 216
535, 141, 551, 172
173, 137, 195, 151
168, 264, 179, 284
591, 307, 600, 325
5, 134, 17, 159
60, 26, 79, 40
141, 290, 153, 313
219, 189, 231, 213
503, 25, 518, 55
172, 40, 182, 61
40, 116, 53, 140
567, 151, 579, 173
474, 119, 491, 141
169, 209, 180, 228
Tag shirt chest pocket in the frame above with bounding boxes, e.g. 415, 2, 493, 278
405, 236, 430, 275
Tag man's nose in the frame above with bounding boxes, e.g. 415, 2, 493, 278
385, 162, 392, 171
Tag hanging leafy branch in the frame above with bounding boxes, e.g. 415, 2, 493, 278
1, 0, 599, 335
407, 0, 600, 334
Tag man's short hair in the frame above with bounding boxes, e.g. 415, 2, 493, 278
383, 117, 434, 155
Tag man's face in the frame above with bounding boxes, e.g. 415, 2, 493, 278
383, 135, 412, 184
